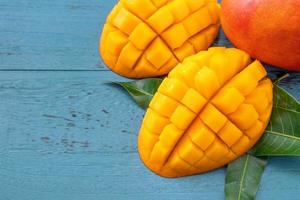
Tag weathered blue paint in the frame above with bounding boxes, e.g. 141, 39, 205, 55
0, 0, 117, 70
0, 1, 300, 200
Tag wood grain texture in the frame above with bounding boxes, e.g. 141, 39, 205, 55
1, 0, 300, 199
0, 0, 117, 70
0, 71, 299, 200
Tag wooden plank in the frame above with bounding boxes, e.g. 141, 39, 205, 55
0, 0, 117, 70
0, 0, 286, 73
0, 71, 299, 200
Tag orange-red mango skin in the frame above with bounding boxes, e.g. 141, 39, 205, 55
221, 0, 300, 71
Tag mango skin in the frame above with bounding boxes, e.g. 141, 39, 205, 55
138, 47, 273, 178
221, 0, 300, 71
100, 0, 220, 78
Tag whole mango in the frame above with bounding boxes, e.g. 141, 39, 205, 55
221, 0, 300, 71
100, 0, 220, 78
138, 47, 273, 177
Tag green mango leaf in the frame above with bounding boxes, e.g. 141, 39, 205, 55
252, 83, 300, 156
225, 154, 267, 200
113, 78, 162, 109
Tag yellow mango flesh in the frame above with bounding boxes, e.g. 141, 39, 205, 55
138, 47, 273, 177
100, 0, 220, 78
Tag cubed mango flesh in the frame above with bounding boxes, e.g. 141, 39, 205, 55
100, 0, 220, 78
138, 47, 273, 177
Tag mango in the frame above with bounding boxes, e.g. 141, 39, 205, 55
138, 47, 273, 177
221, 0, 300, 71
100, 0, 220, 78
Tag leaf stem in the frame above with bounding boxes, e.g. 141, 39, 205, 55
274, 73, 290, 85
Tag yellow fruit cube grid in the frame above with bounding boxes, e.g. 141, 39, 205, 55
138, 47, 273, 177
100, 0, 220, 78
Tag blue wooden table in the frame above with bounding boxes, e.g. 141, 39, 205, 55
1, 1, 300, 199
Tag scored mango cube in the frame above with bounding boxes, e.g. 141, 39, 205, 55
159, 124, 184, 148
212, 87, 245, 114
138, 47, 273, 177
150, 93, 179, 117
177, 135, 204, 165
170, 105, 196, 130
100, 0, 220, 78
129, 22, 156, 50
188, 119, 216, 150
181, 88, 207, 113
195, 66, 221, 99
